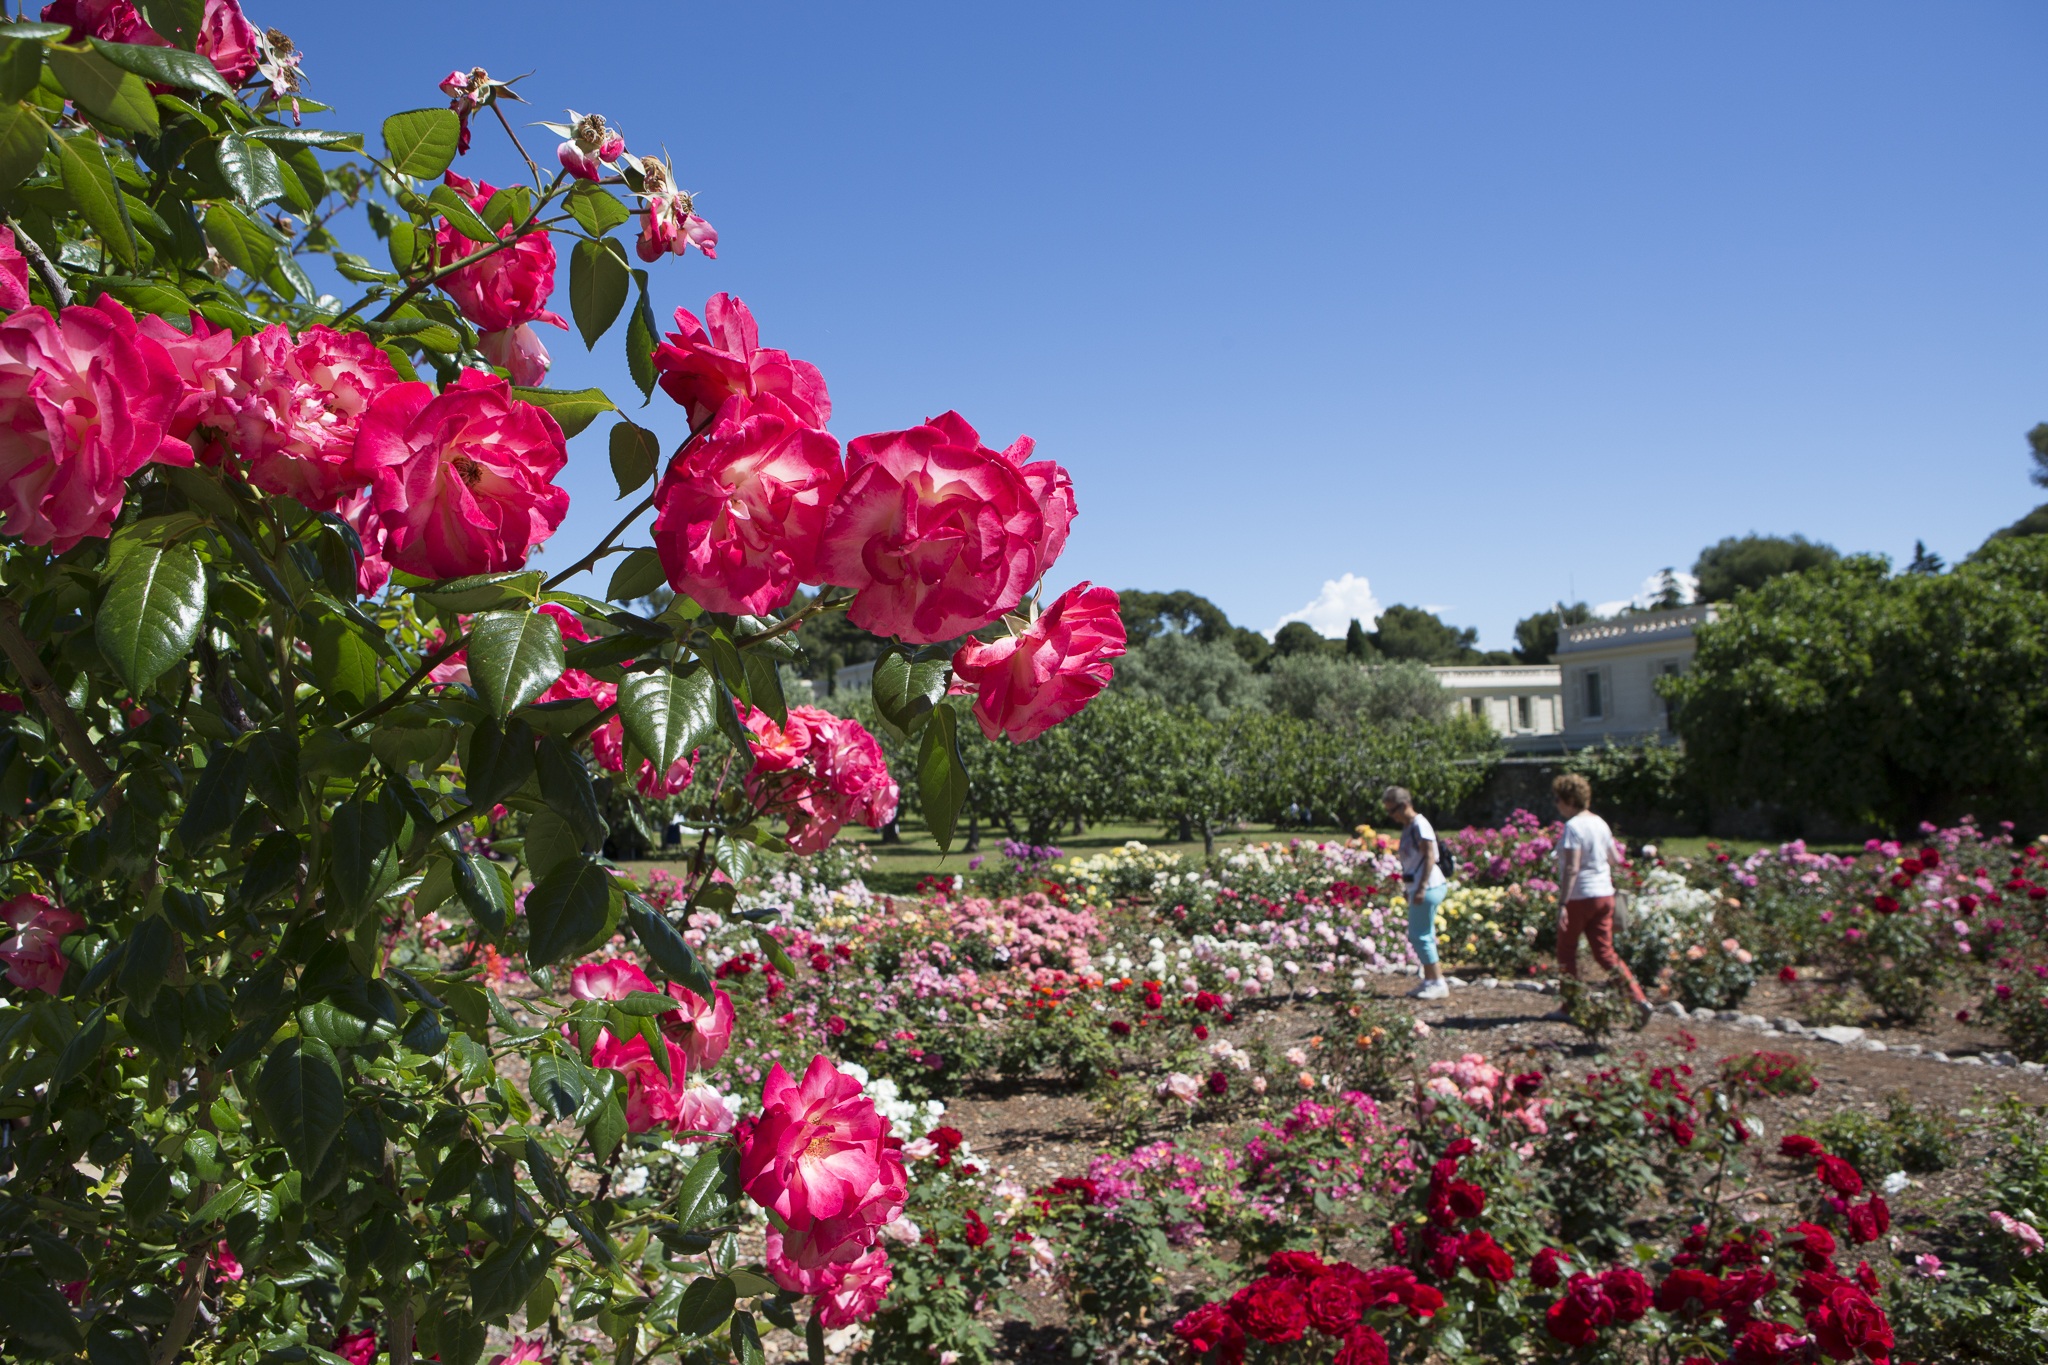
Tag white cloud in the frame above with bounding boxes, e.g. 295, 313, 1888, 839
1595, 570, 1700, 618
1269, 573, 1382, 640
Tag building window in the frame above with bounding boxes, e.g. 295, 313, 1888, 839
1470, 697, 1483, 717
1583, 670, 1603, 720
1517, 695, 1533, 731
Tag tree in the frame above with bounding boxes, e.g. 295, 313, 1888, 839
1666, 539, 2048, 827
2029, 422, 2048, 487
1265, 656, 1453, 728
1513, 602, 1593, 664
1907, 540, 1945, 575
1691, 533, 1839, 603
1117, 588, 1233, 644
1345, 617, 1374, 660
1369, 604, 1478, 663
1111, 631, 1269, 719
1272, 620, 1339, 659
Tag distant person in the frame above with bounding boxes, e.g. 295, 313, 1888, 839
1550, 773, 1651, 1027
1382, 786, 1449, 1001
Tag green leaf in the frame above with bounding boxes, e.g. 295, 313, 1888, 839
310, 612, 382, 712
244, 125, 364, 151
470, 1232, 552, 1323
565, 180, 630, 235
585, 1086, 627, 1161
386, 216, 421, 274
626, 267, 659, 400
521, 808, 581, 881
569, 236, 631, 349
462, 718, 537, 809
88, 35, 235, 97
673, 1144, 738, 1230
419, 570, 543, 614
753, 925, 794, 977
87, 1313, 151, 1365
428, 181, 498, 247
618, 667, 715, 773
508, 385, 616, 439
297, 999, 398, 1048
467, 609, 565, 719
607, 546, 667, 603
51, 130, 136, 267
625, 895, 713, 997
807, 1313, 825, 1365
743, 650, 788, 729
0, 1264, 85, 1354
917, 704, 969, 852
676, 1275, 739, 1341
255, 1036, 345, 1172
481, 183, 533, 234
527, 1053, 586, 1120
96, 543, 206, 691
382, 107, 461, 179
237, 831, 302, 908
452, 851, 512, 937
134, 0, 203, 51
0, 98, 46, 189
609, 420, 660, 499
246, 727, 300, 814
523, 1135, 571, 1207
46, 46, 158, 135
116, 914, 174, 1014
536, 735, 606, 850
213, 132, 286, 206
175, 742, 249, 852
524, 855, 620, 969
0, 39, 46, 106
326, 797, 400, 919
202, 200, 278, 277
731, 1312, 765, 1365
871, 645, 950, 742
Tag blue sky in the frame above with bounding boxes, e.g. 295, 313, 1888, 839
285, 2, 2048, 649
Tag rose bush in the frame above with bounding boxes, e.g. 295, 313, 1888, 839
0, 13, 1114, 1364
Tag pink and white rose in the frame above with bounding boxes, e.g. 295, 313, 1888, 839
435, 173, 569, 335
738, 1055, 907, 1271
652, 294, 829, 430
0, 893, 85, 996
41, 0, 262, 85
949, 582, 1125, 743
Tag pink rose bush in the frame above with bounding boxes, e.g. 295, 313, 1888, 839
478, 324, 553, 387
0, 893, 84, 995
570, 959, 738, 1133
815, 411, 1076, 643
0, 298, 189, 550
742, 706, 899, 853
651, 394, 845, 614
740, 1055, 907, 1293
950, 581, 1126, 742
357, 370, 570, 578
435, 173, 569, 336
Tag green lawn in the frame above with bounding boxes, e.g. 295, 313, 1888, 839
836, 817, 1302, 891
1641, 834, 1867, 861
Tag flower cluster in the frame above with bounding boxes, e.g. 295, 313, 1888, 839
569, 959, 737, 1133
1171, 1249, 1441, 1364
741, 704, 900, 853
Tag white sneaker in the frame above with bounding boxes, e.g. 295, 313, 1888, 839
1405, 979, 1432, 998
1416, 980, 1450, 1001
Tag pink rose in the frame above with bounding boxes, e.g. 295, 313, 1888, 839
0, 226, 29, 312
440, 68, 489, 154
551, 111, 626, 182
1992, 1210, 2046, 1257
41, 0, 261, 85
0, 893, 85, 995
590, 1027, 692, 1132
763, 1239, 893, 1329
0, 298, 189, 551
435, 172, 568, 335
673, 1085, 736, 1136
633, 155, 717, 263
738, 1055, 908, 1270
742, 706, 898, 853
332, 488, 394, 597
659, 984, 735, 1071
651, 394, 843, 615
949, 582, 1125, 743
357, 370, 570, 579
479, 324, 552, 387
815, 411, 1072, 643
332, 1331, 378, 1365
569, 958, 656, 1001
486, 1337, 550, 1365
652, 294, 830, 430
154, 322, 402, 510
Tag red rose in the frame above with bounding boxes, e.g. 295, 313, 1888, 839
1807, 1283, 1893, 1362
1919, 847, 1940, 866
1787, 1222, 1838, 1270
1444, 1137, 1477, 1158
1109, 1020, 1131, 1037
1854, 1261, 1880, 1296
1305, 1276, 1364, 1335
1171, 1301, 1244, 1361
962, 1209, 990, 1247
1780, 1135, 1826, 1158
1231, 1277, 1309, 1344
1843, 1201, 1882, 1245
1333, 1324, 1389, 1365
1816, 1156, 1865, 1197
1460, 1231, 1516, 1284
1719, 1269, 1779, 1331
1602, 1267, 1652, 1322
1730, 1320, 1808, 1365
1545, 1274, 1615, 1347
1530, 1247, 1568, 1288
1654, 1267, 1725, 1318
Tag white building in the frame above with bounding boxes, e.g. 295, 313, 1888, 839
1555, 605, 1716, 745
1429, 665, 1564, 751
835, 659, 876, 694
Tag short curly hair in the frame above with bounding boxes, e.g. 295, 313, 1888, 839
1552, 772, 1592, 811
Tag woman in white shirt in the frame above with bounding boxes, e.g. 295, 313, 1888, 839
1551, 772, 1650, 1027
1381, 785, 1450, 1001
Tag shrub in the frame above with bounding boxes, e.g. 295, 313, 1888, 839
1814, 1092, 1958, 1183
1718, 1050, 1820, 1100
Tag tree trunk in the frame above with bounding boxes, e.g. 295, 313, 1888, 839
1202, 817, 1215, 859
1072, 816, 1085, 836
880, 818, 901, 845
963, 809, 980, 853
1175, 814, 1193, 844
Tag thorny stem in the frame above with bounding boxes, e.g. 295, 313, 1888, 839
0, 598, 119, 807
337, 630, 470, 731
0, 211, 71, 307
492, 101, 545, 191
330, 181, 567, 328
539, 494, 654, 594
